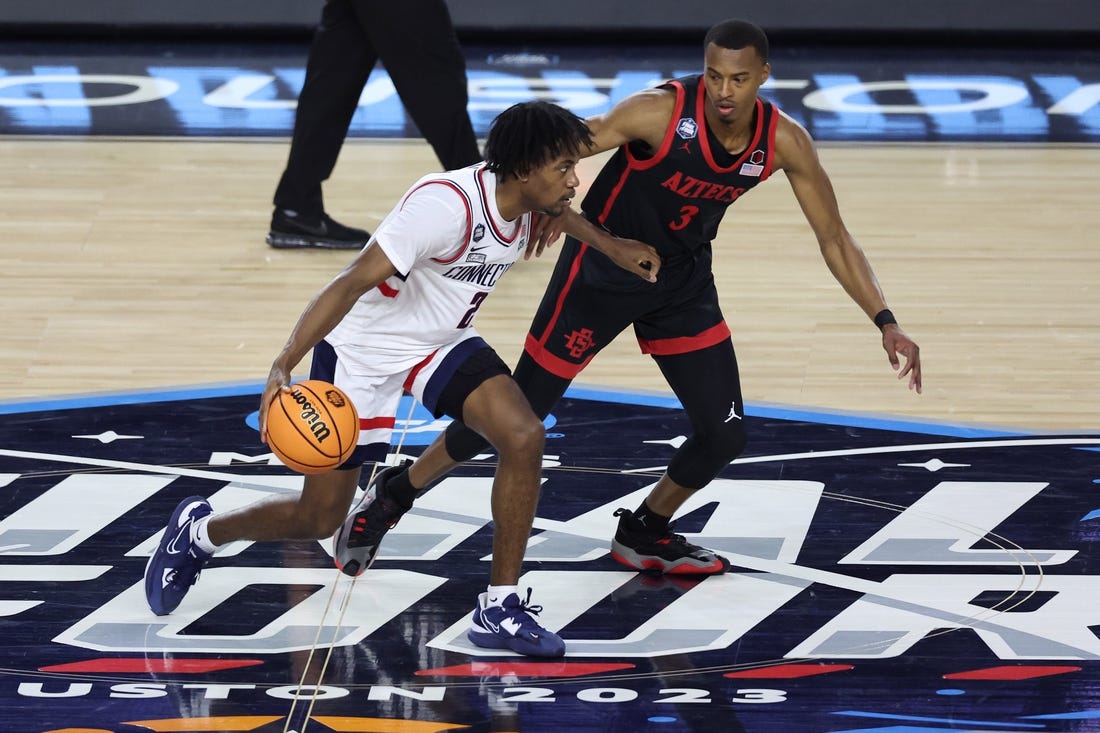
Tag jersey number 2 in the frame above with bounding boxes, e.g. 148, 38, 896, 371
457, 291, 489, 328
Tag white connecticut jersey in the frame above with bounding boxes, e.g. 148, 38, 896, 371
325, 163, 530, 375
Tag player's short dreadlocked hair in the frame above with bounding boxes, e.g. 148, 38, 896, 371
484, 101, 594, 178
704, 18, 769, 63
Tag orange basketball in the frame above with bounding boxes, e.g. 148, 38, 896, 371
265, 380, 359, 474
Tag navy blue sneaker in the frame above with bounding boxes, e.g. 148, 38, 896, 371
467, 588, 565, 658
332, 461, 412, 577
144, 496, 214, 616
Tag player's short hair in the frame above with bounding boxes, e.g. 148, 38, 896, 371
704, 18, 769, 63
484, 101, 594, 178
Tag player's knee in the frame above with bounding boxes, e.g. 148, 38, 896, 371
491, 412, 545, 463
713, 421, 748, 461
691, 421, 747, 467
668, 424, 748, 490
444, 420, 490, 461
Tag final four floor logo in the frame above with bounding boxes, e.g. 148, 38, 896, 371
0, 384, 1099, 733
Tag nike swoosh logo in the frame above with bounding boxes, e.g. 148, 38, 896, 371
470, 245, 490, 252
164, 520, 192, 555
161, 568, 175, 589
479, 611, 500, 634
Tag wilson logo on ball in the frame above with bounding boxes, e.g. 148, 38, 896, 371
289, 387, 332, 443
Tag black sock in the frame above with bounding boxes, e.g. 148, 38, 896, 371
631, 502, 671, 536
382, 466, 419, 509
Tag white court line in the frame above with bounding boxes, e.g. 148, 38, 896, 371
622, 437, 1100, 473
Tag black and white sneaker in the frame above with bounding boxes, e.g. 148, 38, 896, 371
332, 461, 412, 576
609, 507, 730, 575
266, 209, 369, 250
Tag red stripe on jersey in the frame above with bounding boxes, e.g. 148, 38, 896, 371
638, 321, 731, 356
761, 108, 780, 180
377, 282, 398, 298
531, 242, 588, 347
477, 167, 523, 244
360, 416, 397, 430
403, 349, 439, 392
699, 95, 766, 173
624, 79, 685, 173
596, 164, 633, 225
524, 333, 591, 380
597, 80, 687, 224
394, 179, 472, 265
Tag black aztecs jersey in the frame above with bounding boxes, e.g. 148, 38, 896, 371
581, 74, 779, 262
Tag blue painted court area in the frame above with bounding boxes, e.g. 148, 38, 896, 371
1, 39, 1098, 142
0, 383, 1099, 732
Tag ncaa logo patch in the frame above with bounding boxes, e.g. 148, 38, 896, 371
676, 117, 698, 139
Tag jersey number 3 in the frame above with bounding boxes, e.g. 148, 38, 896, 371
669, 205, 700, 231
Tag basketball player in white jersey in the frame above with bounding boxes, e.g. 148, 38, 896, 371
144, 101, 661, 658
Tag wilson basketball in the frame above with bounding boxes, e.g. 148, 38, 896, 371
265, 380, 359, 474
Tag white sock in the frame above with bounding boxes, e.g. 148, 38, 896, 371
190, 515, 221, 555
485, 585, 519, 607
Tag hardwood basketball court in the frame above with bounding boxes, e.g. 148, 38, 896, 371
3, 137, 1098, 430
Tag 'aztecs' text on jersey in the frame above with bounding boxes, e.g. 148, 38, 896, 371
581, 75, 778, 261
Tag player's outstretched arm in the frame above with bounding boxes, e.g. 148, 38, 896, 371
555, 207, 661, 282
583, 88, 677, 157
776, 113, 922, 394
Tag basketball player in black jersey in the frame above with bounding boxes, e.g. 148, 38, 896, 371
351, 18, 922, 576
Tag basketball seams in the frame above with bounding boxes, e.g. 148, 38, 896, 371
268, 393, 329, 472
302, 379, 358, 463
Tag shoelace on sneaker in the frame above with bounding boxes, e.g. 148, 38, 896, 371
167, 550, 207, 590
655, 531, 690, 547
500, 588, 547, 633
347, 495, 405, 548
633, 525, 713, 560
615, 508, 713, 556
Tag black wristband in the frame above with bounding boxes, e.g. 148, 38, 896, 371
874, 308, 898, 331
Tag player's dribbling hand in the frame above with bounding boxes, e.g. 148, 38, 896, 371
259, 366, 293, 443
882, 326, 922, 394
